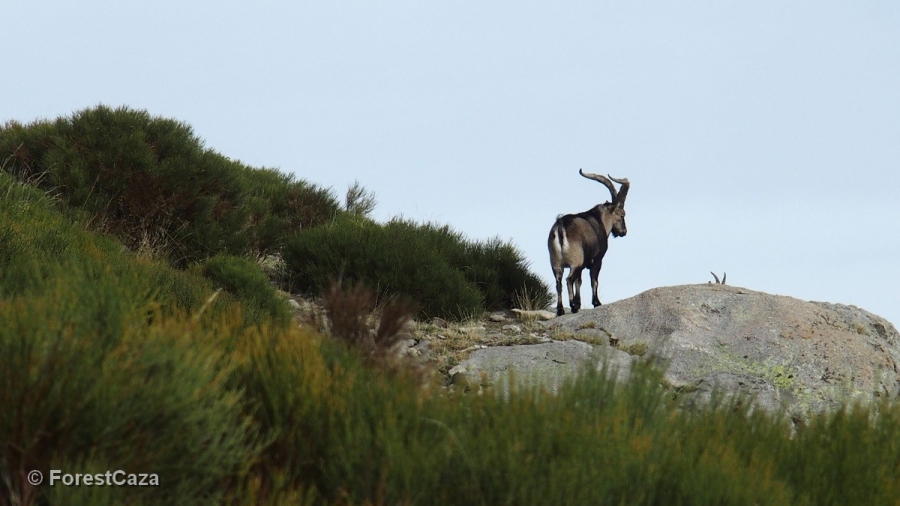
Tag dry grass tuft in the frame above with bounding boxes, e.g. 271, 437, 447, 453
322, 282, 418, 369
513, 283, 551, 313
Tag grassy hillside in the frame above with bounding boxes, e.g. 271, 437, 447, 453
0, 105, 550, 319
0, 106, 338, 265
1, 107, 899, 505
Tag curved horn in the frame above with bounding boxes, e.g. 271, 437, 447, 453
579, 169, 618, 203
608, 175, 630, 205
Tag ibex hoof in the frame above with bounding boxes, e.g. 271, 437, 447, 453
556, 308, 565, 317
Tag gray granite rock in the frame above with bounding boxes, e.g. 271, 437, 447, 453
458, 284, 899, 420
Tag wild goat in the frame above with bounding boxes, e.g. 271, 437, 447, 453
548, 170, 630, 316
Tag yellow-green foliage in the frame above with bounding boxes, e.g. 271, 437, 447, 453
0, 297, 259, 505
619, 341, 648, 356
196, 253, 292, 328
232, 329, 900, 506
0, 174, 273, 504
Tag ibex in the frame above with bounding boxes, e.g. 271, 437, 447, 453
548, 170, 630, 316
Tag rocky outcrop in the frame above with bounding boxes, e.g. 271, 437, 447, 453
456, 284, 900, 420
448, 340, 633, 393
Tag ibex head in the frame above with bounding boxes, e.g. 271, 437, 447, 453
579, 169, 630, 237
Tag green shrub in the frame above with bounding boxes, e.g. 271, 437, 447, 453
284, 217, 484, 320
231, 164, 341, 250
0, 173, 268, 505
384, 219, 551, 311
777, 401, 900, 504
0, 281, 259, 505
0, 105, 339, 265
0, 172, 213, 317
283, 217, 550, 319
197, 253, 291, 328
234, 337, 798, 505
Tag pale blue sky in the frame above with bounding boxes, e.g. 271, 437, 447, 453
4, 1, 899, 326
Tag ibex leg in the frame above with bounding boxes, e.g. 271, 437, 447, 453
589, 260, 603, 307
553, 266, 565, 316
567, 267, 583, 313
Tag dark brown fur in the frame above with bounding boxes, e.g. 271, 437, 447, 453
549, 171, 629, 316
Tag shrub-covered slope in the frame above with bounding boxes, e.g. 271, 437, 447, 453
0, 173, 271, 504
2, 108, 899, 506
0, 105, 550, 319
0, 105, 339, 265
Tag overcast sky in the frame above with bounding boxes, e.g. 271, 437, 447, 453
5, 1, 899, 326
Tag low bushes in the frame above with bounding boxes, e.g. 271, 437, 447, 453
6, 108, 900, 505
0, 172, 272, 504
0, 105, 340, 265
284, 217, 551, 320
2, 178, 900, 503
236, 324, 900, 505
236, 325, 900, 505
0, 106, 550, 318
383, 219, 551, 311
0, 295, 259, 506
197, 253, 292, 328
0, 173, 208, 314
284, 217, 484, 319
